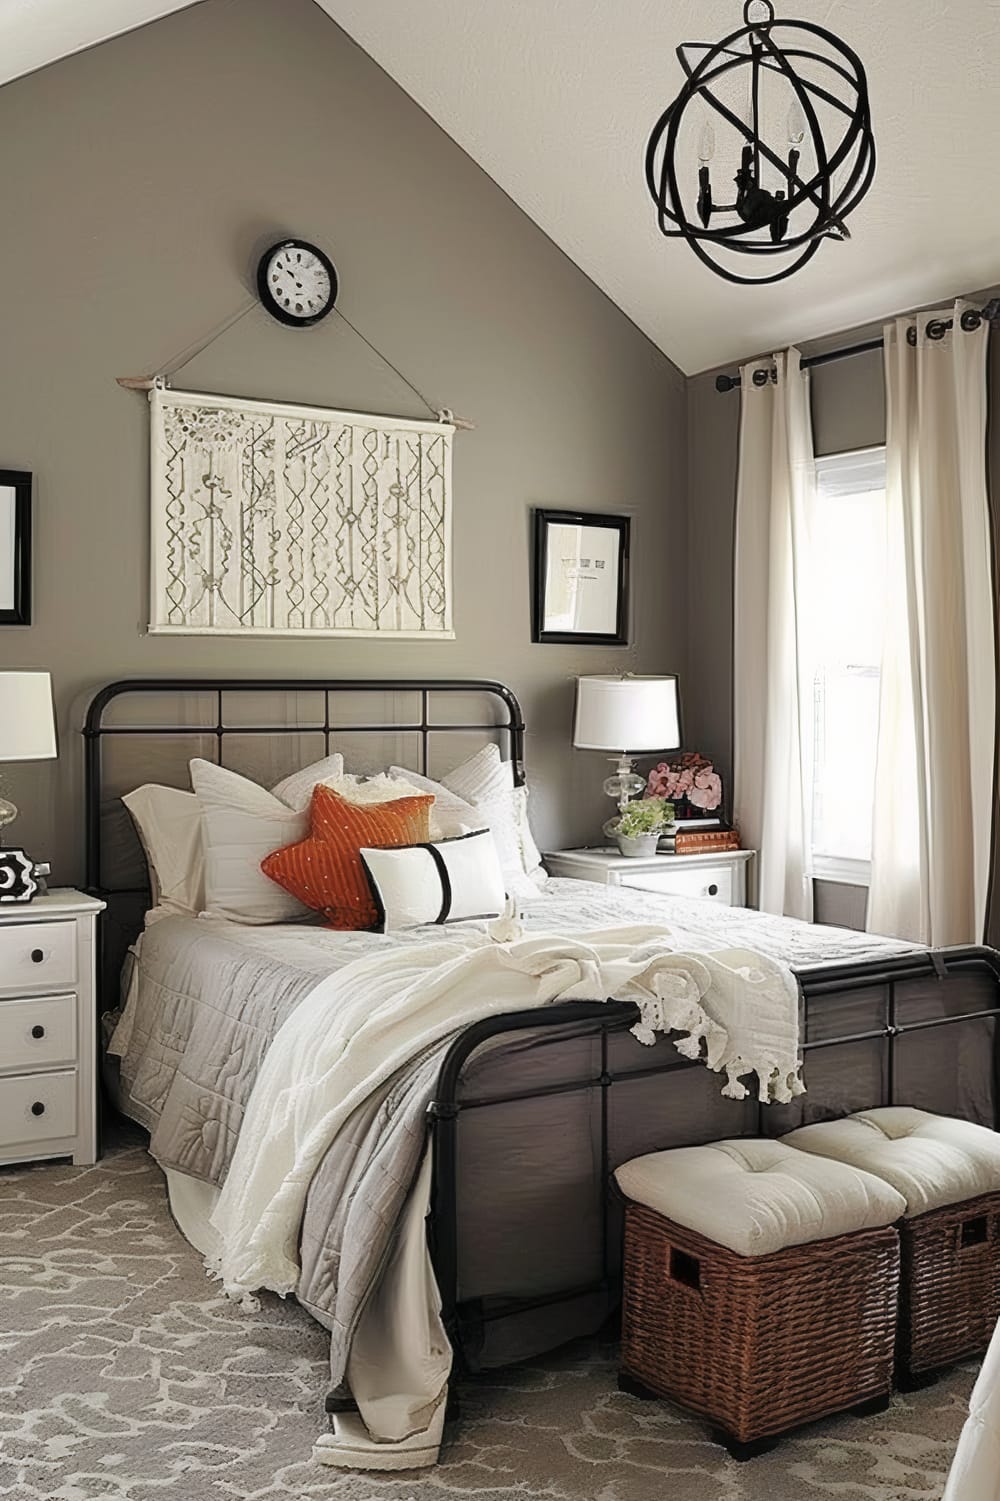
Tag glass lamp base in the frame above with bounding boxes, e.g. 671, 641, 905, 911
602, 755, 645, 814
0, 795, 17, 848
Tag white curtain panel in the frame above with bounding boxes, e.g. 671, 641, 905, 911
733, 349, 816, 921
868, 304, 996, 944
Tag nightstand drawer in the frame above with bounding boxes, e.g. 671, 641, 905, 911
0, 1069, 77, 1148
0, 994, 77, 1073
0, 920, 77, 992
619, 866, 734, 903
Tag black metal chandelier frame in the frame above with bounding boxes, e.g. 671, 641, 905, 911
645, 0, 875, 285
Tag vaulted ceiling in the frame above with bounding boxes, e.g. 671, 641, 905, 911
5, 0, 1000, 374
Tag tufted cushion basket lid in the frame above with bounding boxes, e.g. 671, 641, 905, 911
781, 1108, 1000, 1219
614, 1138, 906, 1258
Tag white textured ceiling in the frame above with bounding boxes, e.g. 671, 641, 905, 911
0, 0, 201, 87
316, 0, 1000, 374
6, 1, 1000, 373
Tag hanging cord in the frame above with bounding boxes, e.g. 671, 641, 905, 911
117, 292, 474, 428
332, 304, 436, 420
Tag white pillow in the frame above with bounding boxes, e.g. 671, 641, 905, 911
442, 745, 546, 898
271, 752, 347, 811
360, 830, 506, 932
191, 752, 345, 924
327, 771, 429, 806
122, 785, 205, 918
388, 765, 477, 840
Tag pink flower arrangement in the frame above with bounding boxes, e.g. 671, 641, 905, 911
647, 753, 723, 814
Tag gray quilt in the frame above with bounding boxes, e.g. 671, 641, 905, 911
108, 881, 918, 1387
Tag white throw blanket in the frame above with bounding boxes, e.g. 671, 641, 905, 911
209, 923, 801, 1301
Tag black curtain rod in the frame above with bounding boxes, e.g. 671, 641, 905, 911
715, 298, 1000, 393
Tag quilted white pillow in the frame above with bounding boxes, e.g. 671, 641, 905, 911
191, 752, 345, 924
442, 745, 546, 897
122, 784, 205, 919
360, 830, 506, 932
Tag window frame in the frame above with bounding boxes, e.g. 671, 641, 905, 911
808, 445, 887, 887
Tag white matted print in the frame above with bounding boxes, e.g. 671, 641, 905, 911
532, 508, 629, 644
0, 471, 31, 625
149, 387, 454, 638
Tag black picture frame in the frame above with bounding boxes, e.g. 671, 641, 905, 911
0, 469, 31, 626
532, 508, 630, 645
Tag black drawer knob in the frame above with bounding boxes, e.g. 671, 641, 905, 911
30, 949, 44, 964
30, 1024, 45, 1040
30, 1101, 45, 1117
708, 884, 719, 897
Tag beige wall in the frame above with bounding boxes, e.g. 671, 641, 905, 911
0, 0, 687, 882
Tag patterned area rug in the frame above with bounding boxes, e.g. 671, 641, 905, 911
0, 1132, 975, 1501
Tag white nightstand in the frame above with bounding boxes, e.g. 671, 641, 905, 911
544, 847, 756, 907
0, 888, 105, 1168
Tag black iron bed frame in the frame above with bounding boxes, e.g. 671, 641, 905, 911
83, 677, 1000, 1377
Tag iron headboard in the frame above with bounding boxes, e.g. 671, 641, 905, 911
83, 677, 526, 998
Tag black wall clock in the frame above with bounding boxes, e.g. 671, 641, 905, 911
256, 238, 338, 327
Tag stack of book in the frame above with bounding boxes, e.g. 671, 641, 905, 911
659, 818, 741, 855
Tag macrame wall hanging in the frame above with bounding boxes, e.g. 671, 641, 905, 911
148, 386, 453, 638
120, 274, 470, 639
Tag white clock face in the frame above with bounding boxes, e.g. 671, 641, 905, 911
265, 243, 332, 320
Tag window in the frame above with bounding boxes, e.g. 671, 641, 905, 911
807, 448, 887, 885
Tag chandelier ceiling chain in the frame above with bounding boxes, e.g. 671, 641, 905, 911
645, 0, 875, 284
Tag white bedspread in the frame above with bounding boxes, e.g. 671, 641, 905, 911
210, 921, 801, 1302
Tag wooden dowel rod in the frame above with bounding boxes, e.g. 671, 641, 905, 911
115, 374, 476, 427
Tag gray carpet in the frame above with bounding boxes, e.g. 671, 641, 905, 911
0, 1131, 976, 1500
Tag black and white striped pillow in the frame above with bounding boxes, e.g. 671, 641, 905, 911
359, 829, 506, 933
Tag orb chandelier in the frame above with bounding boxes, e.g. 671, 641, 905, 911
645, 0, 875, 285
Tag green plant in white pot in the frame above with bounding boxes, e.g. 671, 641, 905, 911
608, 797, 675, 857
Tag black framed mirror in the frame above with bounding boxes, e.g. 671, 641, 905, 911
532, 508, 629, 645
0, 470, 31, 626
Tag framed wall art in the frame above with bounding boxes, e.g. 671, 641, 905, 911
0, 470, 31, 626
532, 508, 629, 645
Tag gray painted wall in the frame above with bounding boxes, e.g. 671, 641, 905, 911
0, 0, 687, 883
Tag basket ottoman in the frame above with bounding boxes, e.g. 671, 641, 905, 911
783, 1108, 1000, 1383
615, 1139, 905, 1457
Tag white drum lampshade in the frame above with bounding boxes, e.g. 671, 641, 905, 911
0, 671, 57, 841
573, 675, 681, 754
0, 672, 57, 762
574, 674, 681, 817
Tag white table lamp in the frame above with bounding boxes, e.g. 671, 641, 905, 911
574, 674, 681, 813
0, 671, 57, 841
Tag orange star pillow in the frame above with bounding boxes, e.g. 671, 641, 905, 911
261, 783, 433, 930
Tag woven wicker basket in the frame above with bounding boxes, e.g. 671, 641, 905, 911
620, 1202, 900, 1447
899, 1189, 1000, 1380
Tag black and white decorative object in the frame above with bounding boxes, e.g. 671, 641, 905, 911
256, 238, 338, 326
645, 0, 875, 284
0, 847, 40, 904
360, 830, 506, 933
533, 509, 630, 646
0, 470, 31, 626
